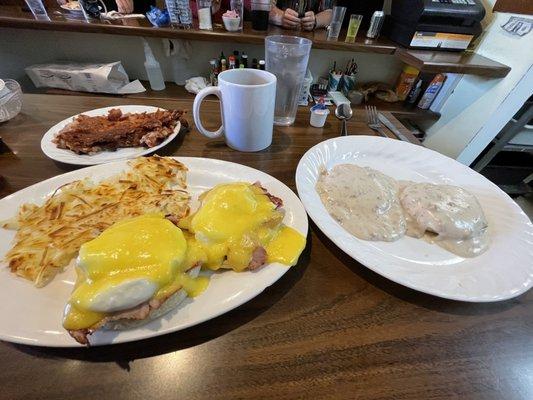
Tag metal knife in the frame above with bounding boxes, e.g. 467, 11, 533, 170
378, 113, 412, 143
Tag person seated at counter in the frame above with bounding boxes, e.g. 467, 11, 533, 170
269, 0, 332, 31
189, 0, 251, 21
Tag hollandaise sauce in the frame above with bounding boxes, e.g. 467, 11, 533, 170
179, 183, 306, 272
265, 226, 306, 266
63, 214, 208, 331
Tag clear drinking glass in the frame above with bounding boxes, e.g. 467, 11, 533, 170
265, 35, 312, 126
230, 0, 244, 30
327, 6, 347, 41
197, 0, 213, 30
251, 0, 271, 31
345, 14, 363, 43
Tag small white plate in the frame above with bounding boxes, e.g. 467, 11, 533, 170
41, 105, 181, 166
0, 157, 308, 347
296, 136, 533, 302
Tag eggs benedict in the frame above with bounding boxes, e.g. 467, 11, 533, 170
63, 214, 208, 345
179, 182, 306, 272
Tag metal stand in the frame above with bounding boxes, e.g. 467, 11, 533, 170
472, 100, 533, 172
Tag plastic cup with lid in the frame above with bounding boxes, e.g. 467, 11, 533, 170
309, 105, 330, 128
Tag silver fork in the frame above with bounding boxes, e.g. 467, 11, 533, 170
365, 106, 388, 138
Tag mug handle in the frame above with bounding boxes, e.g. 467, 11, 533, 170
193, 86, 224, 139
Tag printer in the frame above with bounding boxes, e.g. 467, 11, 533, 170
386, 0, 486, 51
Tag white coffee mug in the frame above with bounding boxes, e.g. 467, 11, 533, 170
193, 69, 277, 152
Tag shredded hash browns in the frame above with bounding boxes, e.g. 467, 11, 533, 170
2, 156, 189, 287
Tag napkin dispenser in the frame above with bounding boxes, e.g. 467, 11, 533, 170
386, 0, 486, 51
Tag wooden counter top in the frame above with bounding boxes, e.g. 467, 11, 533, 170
28, 82, 440, 121
0, 5, 511, 78
0, 93, 531, 399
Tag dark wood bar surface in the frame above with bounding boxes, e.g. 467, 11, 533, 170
0, 94, 531, 400
27, 82, 441, 121
0, 5, 511, 78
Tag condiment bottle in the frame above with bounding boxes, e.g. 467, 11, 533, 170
142, 39, 165, 91
228, 55, 236, 69
395, 65, 419, 101
417, 74, 446, 110
209, 59, 218, 86
259, 60, 265, 70
197, 0, 213, 30
405, 73, 432, 108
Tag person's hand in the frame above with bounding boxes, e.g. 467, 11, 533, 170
301, 11, 316, 31
115, 0, 134, 14
282, 8, 300, 29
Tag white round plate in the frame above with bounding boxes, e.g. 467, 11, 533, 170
41, 105, 181, 166
0, 157, 308, 347
296, 136, 533, 302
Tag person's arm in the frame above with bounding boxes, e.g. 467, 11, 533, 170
301, 9, 331, 31
269, 4, 301, 29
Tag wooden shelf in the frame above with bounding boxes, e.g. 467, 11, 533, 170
396, 48, 511, 78
0, 5, 510, 78
0, 5, 396, 54
364, 97, 440, 121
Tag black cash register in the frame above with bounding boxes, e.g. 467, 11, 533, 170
386, 0, 486, 51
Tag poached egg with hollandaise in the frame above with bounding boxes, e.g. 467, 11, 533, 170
179, 182, 306, 272
63, 182, 306, 344
63, 213, 208, 344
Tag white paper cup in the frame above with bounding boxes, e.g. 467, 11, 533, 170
310, 107, 329, 128
222, 16, 241, 31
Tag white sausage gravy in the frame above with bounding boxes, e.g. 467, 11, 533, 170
316, 165, 406, 241
399, 182, 489, 257
316, 164, 489, 257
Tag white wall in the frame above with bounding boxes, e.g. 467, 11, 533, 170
423, 0, 533, 164
0, 27, 402, 86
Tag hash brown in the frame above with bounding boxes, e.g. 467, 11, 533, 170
2, 156, 189, 287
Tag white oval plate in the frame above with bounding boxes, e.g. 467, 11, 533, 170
296, 136, 533, 302
41, 105, 181, 166
0, 157, 308, 347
